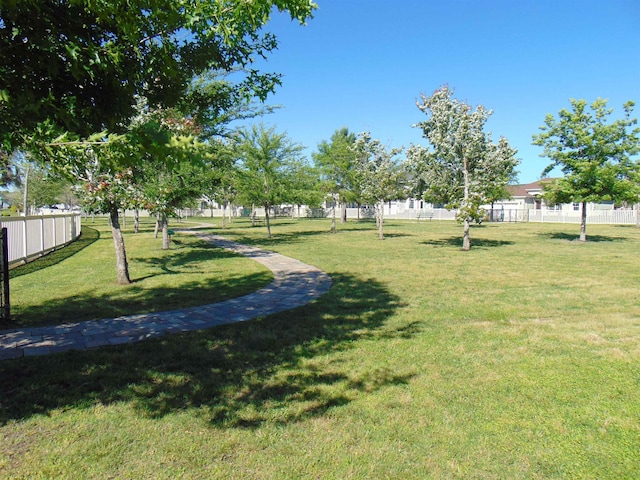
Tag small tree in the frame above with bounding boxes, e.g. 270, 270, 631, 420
532, 98, 640, 241
75, 163, 141, 285
406, 86, 519, 250
352, 133, 405, 240
235, 125, 304, 238
285, 160, 323, 219
312, 128, 358, 231
140, 162, 204, 249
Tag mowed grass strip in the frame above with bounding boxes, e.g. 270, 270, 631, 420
1, 218, 639, 479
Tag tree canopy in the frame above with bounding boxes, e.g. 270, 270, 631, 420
532, 98, 640, 241
0, 0, 316, 150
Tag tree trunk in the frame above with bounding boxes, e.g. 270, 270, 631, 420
265, 203, 272, 238
134, 208, 139, 234
222, 201, 228, 228
331, 203, 337, 233
154, 214, 160, 239
341, 202, 347, 223
462, 218, 471, 251
579, 201, 587, 241
377, 200, 384, 240
635, 203, 639, 228
462, 155, 471, 251
161, 213, 170, 249
110, 208, 131, 285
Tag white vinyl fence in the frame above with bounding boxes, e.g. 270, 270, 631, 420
526, 209, 639, 225
200, 203, 640, 226
0, 214, 82, 266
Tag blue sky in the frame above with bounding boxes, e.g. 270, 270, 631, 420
250, 0, 640, 183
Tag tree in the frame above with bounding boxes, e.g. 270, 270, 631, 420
235, 124, 304, 238
75, 164, 141, 285
352, 132, 405, 240
17, 161, 69, 213
48, 107, 207, 283
140, 160, 204, 249
312, 128, 358, 232
532, 98, 640, 241
406, 86, 519, 250
284, 160, 323, 219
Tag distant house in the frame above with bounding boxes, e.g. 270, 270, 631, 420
495, 179, 618, 212
499, 180, 547, 211
486, 179, 639, 224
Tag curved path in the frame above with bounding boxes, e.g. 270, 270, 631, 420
0, 234, 332, 361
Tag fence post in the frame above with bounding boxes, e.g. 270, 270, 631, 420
40, 215, 45, 254
0, 228, 10, 321
21, 216, 28, 263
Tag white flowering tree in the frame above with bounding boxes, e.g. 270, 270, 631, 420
406, 86, 519, 250
352, 132, 405, 240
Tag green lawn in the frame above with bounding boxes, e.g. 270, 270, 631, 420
1, 218, 639, 479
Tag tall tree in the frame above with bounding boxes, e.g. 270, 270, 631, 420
352, 132, 405, 240
406, 86, 519, 250
312, 127, 357, 232
532, 98, 640, 241
235, 124, 304, 238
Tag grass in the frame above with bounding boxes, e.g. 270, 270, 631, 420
1, 217, 639, 478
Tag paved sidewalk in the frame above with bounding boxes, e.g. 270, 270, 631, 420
0, 234, 332, 361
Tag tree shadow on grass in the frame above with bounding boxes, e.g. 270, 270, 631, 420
539, 232, 627, 242
9, 226, 101, 279
8, 238, 275, 328
0, 273, 411, 429
422, 236, 514, 249
132, 241, 246, 279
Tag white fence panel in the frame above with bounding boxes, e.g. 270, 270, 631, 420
527, 209, 638, 225
0, 214, 82, 266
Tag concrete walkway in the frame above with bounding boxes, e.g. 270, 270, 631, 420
0, 234, 332, 361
